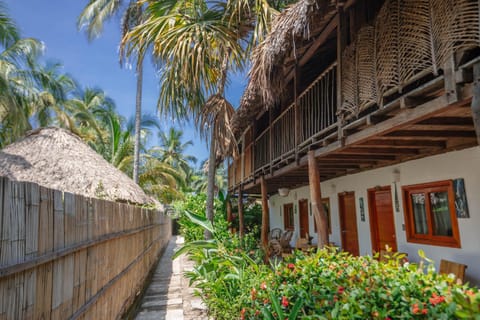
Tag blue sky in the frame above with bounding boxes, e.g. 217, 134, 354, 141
5, 0, 247, 164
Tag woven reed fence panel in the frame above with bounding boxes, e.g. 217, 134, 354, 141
340, 0, 480, 117
0, 177, 171, 320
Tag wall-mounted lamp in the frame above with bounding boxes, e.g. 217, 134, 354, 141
278, 188, 290, 197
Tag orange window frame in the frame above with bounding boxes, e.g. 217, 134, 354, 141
402, 180, 461, 248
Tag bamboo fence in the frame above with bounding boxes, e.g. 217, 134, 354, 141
0, 177, 171, 320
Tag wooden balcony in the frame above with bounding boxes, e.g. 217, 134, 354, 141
228, 0, 480, 195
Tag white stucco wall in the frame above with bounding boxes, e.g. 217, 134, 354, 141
268, 145, 480, 285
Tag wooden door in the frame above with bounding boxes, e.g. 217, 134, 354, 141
283, 203, 294, 230
339, 192, 360, 256
368, 186, 397, 253
298, 199, 309, 238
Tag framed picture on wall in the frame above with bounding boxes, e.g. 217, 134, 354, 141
453, 178, 469, 218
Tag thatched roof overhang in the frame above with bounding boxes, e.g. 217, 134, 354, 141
0, 127, 160, 206
232, 0, 338, 137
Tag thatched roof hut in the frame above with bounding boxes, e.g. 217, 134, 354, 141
232, 0, 337, 136
0, 127, 157, 205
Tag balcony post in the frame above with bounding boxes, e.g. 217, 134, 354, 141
336, 4, 347, 143
260, 176, 270, 248
294, 65, 301, 162
308, 150, 329, 248
238, 186, 245, 238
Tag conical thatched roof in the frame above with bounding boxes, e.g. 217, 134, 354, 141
232, 0, 337, 136
0, 127, 157, 205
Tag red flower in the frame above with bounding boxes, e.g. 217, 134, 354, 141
260, 282, 267, 290
281, 296, 289, 307
251, 288, 257, 300
263, 298, 270, 304
422, 309, 428, 315
385, 318, 392, 320
240, 308, 246, 320
337, 286, 345, 294
429, 293, 445, 305
412, 303, 420, 314
287, 263, 295, 270
466, 290, 475, 297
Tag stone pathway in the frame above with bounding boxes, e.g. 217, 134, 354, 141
134, 236, 208, 320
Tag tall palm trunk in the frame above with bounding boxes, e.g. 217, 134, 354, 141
133, 56, 144, 183
204, 53, 229, 239
205, 126, 216, 239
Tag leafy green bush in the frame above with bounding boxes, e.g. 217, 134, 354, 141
241, 250, 479, 319
174, 193, 226, 242
176, 208, 480, 320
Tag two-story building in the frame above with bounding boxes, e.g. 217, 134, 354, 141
228, 0, 480, 284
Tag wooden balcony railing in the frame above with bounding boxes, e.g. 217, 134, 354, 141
299, 63, 337, 146
272, 103, 296, 162
254, 129, 270, 172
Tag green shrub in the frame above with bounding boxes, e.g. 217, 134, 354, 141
174, 193, 225, 242
241, 250, 479, 319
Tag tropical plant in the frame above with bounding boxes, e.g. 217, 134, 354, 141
149, 127, 197, 188
173, 209, 266, 319
78, 0, 146, 183
122, 0, 289, 238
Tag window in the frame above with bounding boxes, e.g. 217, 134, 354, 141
402, 180, 461, 248
283, 203, 294, 230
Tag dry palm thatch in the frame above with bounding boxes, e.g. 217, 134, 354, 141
0, 127, 158, 206
197, 94, 238, 161
232, 0, 337, 136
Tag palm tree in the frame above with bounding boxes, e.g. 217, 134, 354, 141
78, 0, 145, 184
122, 0, 281, 238
150, 127, 197, 186
0, 2, 45, 146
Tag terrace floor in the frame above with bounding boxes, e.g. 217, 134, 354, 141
134, 236, 208, 320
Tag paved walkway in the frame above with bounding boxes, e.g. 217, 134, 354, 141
134, 236, 208, 320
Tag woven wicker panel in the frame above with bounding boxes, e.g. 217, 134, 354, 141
431, 0, 479, 68
375, 0, 400, 98
357, 25, 377, 112
398, 0, 435, 84
430, 0, 456, 67
341, 42, 358, 116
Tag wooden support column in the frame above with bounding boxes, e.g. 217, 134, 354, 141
336, 4, 347, 144
294, 65, 301, 163
226, 196, 233, 233
308, 151, 329, 248
238, 186, 245, 239
241, 133, 245, 181
260, 176, 269, 248
269, 108, 273, 174
472, 63, 480, 145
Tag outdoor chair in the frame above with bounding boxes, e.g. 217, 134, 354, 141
279, 229, 294, 253
439, 259, 467, 284
269, 228, 282, 241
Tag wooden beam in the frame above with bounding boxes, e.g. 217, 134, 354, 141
260, 176, 269, 248
386, 130, 476, 138
308, 151, 329, 248
238, 187, 245, 238
344, 94, 450, 145
360, 139, 447, 148
472, 63, 480, 144
339, 147, 419, 155
299, 16, 338, 67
